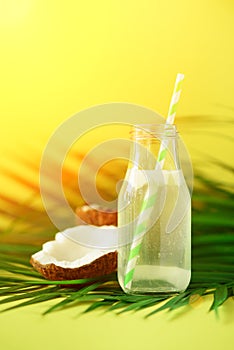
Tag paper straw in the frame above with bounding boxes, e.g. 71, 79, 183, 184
156, 73, 185, 169
124, 73, 185, 290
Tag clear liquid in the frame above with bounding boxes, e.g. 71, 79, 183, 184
118, 169, 191, 294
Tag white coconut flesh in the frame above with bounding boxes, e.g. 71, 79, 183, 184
31, 225, 118, 269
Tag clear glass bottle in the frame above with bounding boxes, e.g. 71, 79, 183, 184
117, 124, 191, 294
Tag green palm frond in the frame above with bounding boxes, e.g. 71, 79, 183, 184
0, 119, 234, 317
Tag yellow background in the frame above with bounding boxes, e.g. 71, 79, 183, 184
0, 0, 234, 349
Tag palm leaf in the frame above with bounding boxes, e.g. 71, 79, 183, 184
0, 118, 234, 317
209, 285, 229, 314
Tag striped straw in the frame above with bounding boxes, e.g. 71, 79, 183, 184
156, 73, 185, 168
124, 186, 158, 288
124, 73, 185, 290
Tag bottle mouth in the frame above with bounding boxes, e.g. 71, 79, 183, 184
130, 124, 177, 139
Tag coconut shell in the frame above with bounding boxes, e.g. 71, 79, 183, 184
76, 204, 117, 226
30, 250, 117, 281
30, 204, 118, 281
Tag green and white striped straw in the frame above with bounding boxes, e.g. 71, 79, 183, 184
124, 73, 185, 290
156, 73, 185, 169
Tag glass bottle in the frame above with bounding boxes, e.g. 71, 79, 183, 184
117, 124, 191, 294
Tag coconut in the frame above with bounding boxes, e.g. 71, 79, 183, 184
30, 225, 118, 281
76, 204, 117, 226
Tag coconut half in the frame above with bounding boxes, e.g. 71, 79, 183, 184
30, 225, 118, 281
76, 204, 117, 226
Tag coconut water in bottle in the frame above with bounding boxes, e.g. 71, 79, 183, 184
118, 124, 191, 294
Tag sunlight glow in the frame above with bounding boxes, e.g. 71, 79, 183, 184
0, 0, 33, 26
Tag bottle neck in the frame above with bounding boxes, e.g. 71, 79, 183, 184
129, 125, 180, 171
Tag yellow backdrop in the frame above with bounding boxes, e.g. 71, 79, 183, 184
0, 1, 234, 350
1, 0, 233, 195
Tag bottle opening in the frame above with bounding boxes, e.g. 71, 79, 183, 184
130, 124, 177, 140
